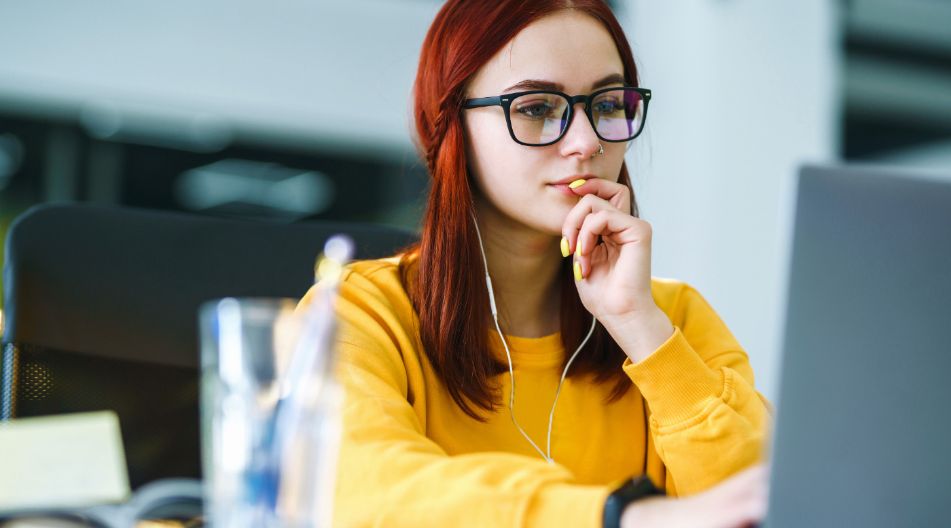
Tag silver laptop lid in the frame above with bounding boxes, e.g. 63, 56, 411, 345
768, 164, 951, 527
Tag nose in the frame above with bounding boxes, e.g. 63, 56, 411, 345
557, 102, 601, 159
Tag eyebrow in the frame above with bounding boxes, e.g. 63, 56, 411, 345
502, 73, 627, 93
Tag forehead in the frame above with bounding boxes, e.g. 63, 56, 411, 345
467, 10, 625, 95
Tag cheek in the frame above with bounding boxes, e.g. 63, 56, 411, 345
465, 115, 523, 186
468, 116, 511, 155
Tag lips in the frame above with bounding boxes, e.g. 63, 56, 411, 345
547, 175, 595, 197
550, 174, 596, 186
548, 183, 576, 197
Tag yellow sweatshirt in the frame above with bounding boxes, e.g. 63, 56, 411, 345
298, 254, 769, 527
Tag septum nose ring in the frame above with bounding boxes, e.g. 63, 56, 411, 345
591, 143, 604, 158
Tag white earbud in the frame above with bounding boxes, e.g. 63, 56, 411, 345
470, 212, 596, 464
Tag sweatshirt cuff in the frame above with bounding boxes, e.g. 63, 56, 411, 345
622, 326, 724, 426
523, 483, 611, 528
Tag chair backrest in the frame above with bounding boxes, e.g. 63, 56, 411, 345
1, 203, 417, 487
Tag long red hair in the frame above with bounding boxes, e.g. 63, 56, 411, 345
402, 0, 642, 420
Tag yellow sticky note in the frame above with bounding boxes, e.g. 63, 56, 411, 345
0, 411, 130, 512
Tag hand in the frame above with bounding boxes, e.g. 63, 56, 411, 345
620, 464, 769, 528
561, 178, 674, 361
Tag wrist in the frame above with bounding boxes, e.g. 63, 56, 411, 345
600, 307, 674, 364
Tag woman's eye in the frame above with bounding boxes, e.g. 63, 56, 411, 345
514, 102, 555, 119
593, 100, 622, 114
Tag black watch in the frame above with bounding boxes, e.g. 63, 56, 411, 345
602, 475, 665, 528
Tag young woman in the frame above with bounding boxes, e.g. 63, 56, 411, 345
300, 1, 770, 526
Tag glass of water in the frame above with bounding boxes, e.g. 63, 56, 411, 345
199, 297, 300, 528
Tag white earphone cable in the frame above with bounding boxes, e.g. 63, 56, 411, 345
546, 315, 596, 460
471, 213, 596, 463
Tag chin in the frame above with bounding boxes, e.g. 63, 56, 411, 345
487, 195, 570, 236
529, 210, 571, 236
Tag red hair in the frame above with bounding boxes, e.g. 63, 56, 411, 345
402, 0, 642, 420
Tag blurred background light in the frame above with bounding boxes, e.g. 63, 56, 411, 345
0, 133, 24, 192
175, 159, 334, 220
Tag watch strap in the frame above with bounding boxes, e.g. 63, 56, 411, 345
602, 475, 665, 528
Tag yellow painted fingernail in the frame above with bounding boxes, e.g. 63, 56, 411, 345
568, 179, 586, 189
560, 237, 570, 258
575, 238, 583, 256
574, 261, 583, 281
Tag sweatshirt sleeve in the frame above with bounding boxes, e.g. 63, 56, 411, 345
623, 283, 770, 496
305, 267, 612, 528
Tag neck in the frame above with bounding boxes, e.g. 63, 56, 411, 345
474, 198, 563, 338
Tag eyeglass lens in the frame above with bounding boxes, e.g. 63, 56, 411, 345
508, 88, 645, 145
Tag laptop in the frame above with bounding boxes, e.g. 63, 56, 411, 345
767, 164, 951, 526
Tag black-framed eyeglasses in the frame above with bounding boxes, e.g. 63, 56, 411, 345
462, 86, 651, 147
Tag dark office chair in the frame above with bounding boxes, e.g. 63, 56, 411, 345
1, 203, 417, 488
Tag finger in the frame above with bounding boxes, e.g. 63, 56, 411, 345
568, 177, 631, 214
729, 478, 769, 528
681, 465, 768, 528
575, 210, 650, 279
713, 465, 770, 526
562, 193, 616, 256
724, 464, 770, 492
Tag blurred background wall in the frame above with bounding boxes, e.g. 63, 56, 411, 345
623, 0, 839, 402
1, 0, 949, 401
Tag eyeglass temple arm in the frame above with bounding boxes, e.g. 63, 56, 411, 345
462, 96, 503, 109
